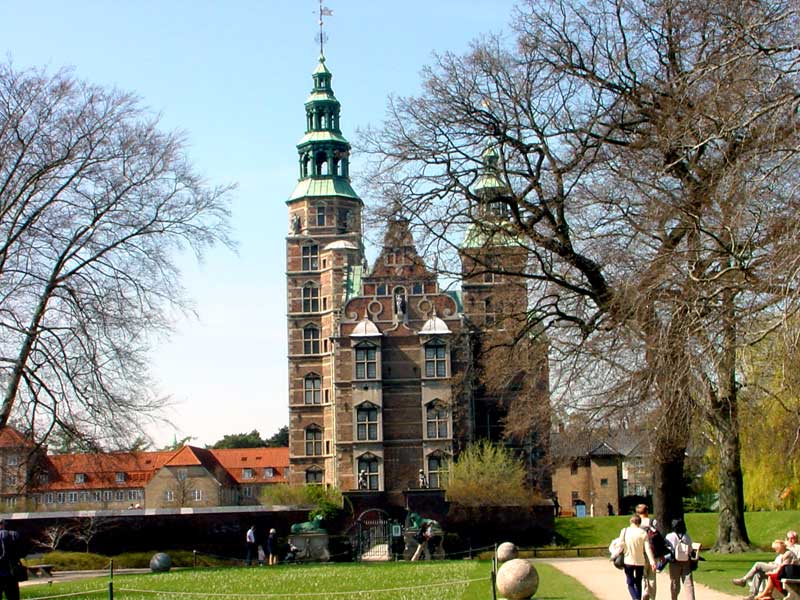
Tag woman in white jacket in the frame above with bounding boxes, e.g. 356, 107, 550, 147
665, 519, 695, 600
622, 514, 657, 600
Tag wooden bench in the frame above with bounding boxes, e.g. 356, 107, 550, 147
781, 578, 800, 600
26, 564, 54, 577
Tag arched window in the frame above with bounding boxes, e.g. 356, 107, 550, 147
303, 326, 320, 354
427, 453, 449, 489
302, 284, 319, 312
355, 343, 377, 380
424, 341, 448, 378
356, 402, 379, 441
426, 402, 449, 439
304, 374, 321, 405
306, 467, 323, 485
301, 244, 319, 271
357, 454, 379, 491
305, 427, 322, 456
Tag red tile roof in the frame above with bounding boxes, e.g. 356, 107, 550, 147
30, 445, 289, 490
212, 447, 289, 484
0, 426, 34, 448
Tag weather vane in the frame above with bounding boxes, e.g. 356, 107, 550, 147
317, 0, 333, 56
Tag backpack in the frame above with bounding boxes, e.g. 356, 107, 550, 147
647, 526, 669, 559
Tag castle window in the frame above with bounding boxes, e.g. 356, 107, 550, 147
303, 326, 320, 354
424, 341, 448, 378
427, 454, 449, 489
426, 402, 449, 439
304, 374, 322, 404
355, 343, 377, 380
412, 282, 423, 295
376, 284, 387, 296
316, 206, 326, 227
570, 461, 579, 476
306, 468, 323, 485
302, 284, 320, 312
357, 455, 380, 490
305, 427, 323, 456
356, 402, 379, 441
484, 297, 496, 325
483, 272, 496, 283
301, 244, 319, 270
7, 455, 18, 466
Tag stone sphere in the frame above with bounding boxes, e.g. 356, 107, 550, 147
496, 559, 539, 600
149, 552, 172, 573
496, 542, 519, 563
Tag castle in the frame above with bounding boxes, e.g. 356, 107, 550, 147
285, 55, 551, 506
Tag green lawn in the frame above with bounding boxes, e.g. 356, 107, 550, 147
20, 561, 597, 600
556, 510, 800, 550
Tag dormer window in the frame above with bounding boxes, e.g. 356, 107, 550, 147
243, 468, 254, 480
301, 244, 319, 271
115, 472, 126, 484
264, 467, 275, 478
74, 473, 87, 484
424, 341, 448, 378
355, 343, 377, 380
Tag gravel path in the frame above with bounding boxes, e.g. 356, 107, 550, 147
542, 557, 742, 600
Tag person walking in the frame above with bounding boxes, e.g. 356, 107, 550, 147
411, 522, 433, 561
245, 525, 257, 566
665, 519, 695, 600
636, 504, 658, 600
0, 519, 22, 600
267, 528, 278, 566
621, 514, 656, 600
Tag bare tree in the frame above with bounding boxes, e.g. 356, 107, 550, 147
72, 515, 120, 553
34, 522, 77, 552
360, 0, 800, 550
0, 63, 233, 448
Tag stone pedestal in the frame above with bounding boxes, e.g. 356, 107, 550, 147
288, 532, 330, 562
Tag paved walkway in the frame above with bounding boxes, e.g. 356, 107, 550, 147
543, 557, 740, 600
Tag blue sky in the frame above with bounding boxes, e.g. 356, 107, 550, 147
1, 1, 518, 448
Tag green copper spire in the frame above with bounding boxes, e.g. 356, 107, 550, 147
289, 56, 360, 202
461, 146, 518, 249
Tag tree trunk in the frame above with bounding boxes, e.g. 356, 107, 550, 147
652, 434, 686, 531
713, 288, 751, 552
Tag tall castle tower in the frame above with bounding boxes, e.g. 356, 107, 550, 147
286, 59, 551, 500
286, 55, 364, 486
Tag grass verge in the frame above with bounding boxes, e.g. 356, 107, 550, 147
19, 560, 598, 600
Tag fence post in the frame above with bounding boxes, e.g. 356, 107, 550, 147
193, 550, 197, 569
108, 559, 114, 600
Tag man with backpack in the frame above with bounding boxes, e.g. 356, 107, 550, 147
0, 519, 23, 600
637, 504, 669, 600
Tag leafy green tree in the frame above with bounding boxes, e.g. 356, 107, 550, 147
445, 441, 535, 507
210, 430, 266, 449
737, 327, 800, 510
264, 425, 288, 447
